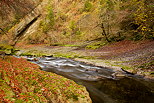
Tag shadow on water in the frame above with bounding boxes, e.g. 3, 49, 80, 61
22, 56, 154, 103
84, 78, 154, 103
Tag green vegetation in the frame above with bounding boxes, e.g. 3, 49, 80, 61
53, 52, 94, 59
86, 41, 107, 49
0, 44, 19, 55
20, 50, 47, 57
61, 44, 80, 47
104, 60, 134, 71
69, 21, 76, 32
0, 44, 13, 50
0, 56, 90, 102
40, 6, 55, 33
69, 20, 82, 36
132, 0, 154, 39
83, 0, 93, 12
138, 60, 154, 69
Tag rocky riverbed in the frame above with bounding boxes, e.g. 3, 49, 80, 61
16, 40, 154, 80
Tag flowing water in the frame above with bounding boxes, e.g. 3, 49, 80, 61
22, 56, 154, 103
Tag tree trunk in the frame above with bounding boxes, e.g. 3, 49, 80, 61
101, 23, 110, 42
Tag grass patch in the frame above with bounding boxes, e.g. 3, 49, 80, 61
137, 60, 154, 69
19, 50, 47, 57
53, 52, 77, 58
104, 60, 134, 70
61, 44, 80, 47
0, 43, 19, 54
86, 42, 107, 49
53, 52, 95, 59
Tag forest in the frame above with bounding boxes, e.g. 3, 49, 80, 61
0, 0, 154, 103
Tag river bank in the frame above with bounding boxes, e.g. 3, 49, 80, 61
16, 40, 154, 80
22, 55, 154, 103
0, 56, 92, 103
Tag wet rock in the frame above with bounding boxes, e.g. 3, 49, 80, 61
112, 72, 125, 79
121, 68, 134, 75
33, 58, 39, 61
85, 68, 98, 72
45, 55, 53, 57
86, 75, 104, 81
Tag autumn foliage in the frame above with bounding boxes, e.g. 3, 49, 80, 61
0, 56, 89, 102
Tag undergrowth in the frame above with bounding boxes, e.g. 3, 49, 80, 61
0, 56, 89, 102
86, 41, 107, 49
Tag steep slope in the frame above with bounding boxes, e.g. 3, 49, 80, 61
0, 0, 41, 34
0, 56, 91, 102
1, 0, 153, 45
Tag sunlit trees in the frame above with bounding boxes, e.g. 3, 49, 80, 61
132, 0, 154, 39
99, 0, 154, 41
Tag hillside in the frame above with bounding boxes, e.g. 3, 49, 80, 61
0, 0, 153, 45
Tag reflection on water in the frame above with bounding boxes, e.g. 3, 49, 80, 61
23, 56, 154, 103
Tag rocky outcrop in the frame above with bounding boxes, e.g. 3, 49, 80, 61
8, 0, 51, 45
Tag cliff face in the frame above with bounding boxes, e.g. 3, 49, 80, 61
0, 0, 41, 31
1, 0, 153, 45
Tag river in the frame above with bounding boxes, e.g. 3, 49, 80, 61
22, 56, 154, 103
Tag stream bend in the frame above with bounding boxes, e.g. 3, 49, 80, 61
22, 56, 154, 103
